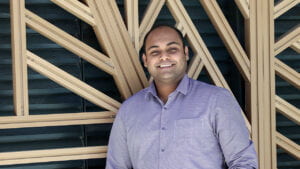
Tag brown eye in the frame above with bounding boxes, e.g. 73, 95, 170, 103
168, 48, 178, 54
150, 51, 160, 56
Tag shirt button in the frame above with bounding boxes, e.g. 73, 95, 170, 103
161, 149, 165, 152
161, 127, 166, 130
163, 106, 167, 110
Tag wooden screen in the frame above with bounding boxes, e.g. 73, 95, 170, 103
0, 0, 299, 168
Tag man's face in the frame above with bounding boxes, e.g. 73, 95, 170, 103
142, 26, 189, 84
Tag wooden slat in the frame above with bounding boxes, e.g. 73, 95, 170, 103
248, 0, 277, 168
25, 9, 115, 76
10, 0, 29, 116
87, 0, 148, 99
187, 54, 204, 79
166, 0, 229, 89
0, 111, 115, 129
139, 0, 166, 50
26, 50, 120, 112
274, 0, 300, 19
276, 95, 300, 125
51, 0, 95, 26
275, 58, 300, 89
274, 25, 300, 56
234, 0, 250, 19
291, 39, 300, 53
0, 146, 107, 166
125, 0, 139, 51
276, 132, 300, 159
199, 0, 251, 82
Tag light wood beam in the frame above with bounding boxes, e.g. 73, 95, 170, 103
25, 9, 115, 76
276, 132, 300, 159
51, 0, 95, 26
166, 0, 229, 89
187, 54, 204, 79
10, 0, 29, 116
234, 0, 249, 19
276, 96, 300, 125
87, 0, 148, 99
248, 0, 277, 168
274, 25, 300, 56
125, 0, 139, 51
26, 51, 120, 112
199, 0, 251, 82
0, 146, 107, 165
274, 0, 300, 19
275, 58, 300, 89
139, 0, 166, 50
0, 111, 115, 129
291, 39, 300, 53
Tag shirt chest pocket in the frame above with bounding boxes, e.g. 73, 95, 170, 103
174, 118, 215, 151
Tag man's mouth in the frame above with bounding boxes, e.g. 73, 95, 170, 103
157, 63, 175, 68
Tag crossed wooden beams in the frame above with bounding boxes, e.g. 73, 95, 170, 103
235, 0, 300, 162
1, 0, 299, 166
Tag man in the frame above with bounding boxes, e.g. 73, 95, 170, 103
105, 25, 258, 169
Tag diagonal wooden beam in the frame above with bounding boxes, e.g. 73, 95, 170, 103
291, 39, 300, 53
25, 9, 115, 76
275, 58, 300, 89
0, 111, 115, 129
199, 0, 251, 82
274, 0, 300, 19
125, 0, 139, 51
276, 95, 300, 125
187, 54, 204, 79
0, 146, 107, 165
26, 50, 120, 112
51, 0, 95, 26
234, 0, 249, 19
166, 0, 229, 89
139, 0, 166, 50
10, 0, 29, 116
274, 25, 300, 56
87, 0, 148, 99
276, 132, 300, 159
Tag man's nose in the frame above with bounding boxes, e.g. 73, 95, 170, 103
160, 51, 170, 60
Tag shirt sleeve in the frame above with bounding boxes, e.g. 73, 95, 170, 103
213, 89, 258, 169
105, 108, 132, 169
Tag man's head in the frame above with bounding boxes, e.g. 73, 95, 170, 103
142, 25, 189, 85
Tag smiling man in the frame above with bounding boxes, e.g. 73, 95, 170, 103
105, 25, 258, 169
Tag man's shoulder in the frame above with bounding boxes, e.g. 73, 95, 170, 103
189, 78, 229, 95
119, 87, 149, 109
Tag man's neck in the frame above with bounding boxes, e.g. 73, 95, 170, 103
154, 78, 182, 104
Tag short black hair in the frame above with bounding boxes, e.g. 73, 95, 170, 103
142, 24, 185, 54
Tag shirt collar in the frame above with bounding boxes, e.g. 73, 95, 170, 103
145, 74, 190, 99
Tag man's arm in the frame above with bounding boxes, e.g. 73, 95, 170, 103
105, 111, 132, 169
214, 89, 258, 169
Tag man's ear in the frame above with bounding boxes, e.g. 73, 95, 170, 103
184, 46, 189, 61
142, 54, 148, 67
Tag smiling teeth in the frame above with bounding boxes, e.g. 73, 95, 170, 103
159, 64, 172, 68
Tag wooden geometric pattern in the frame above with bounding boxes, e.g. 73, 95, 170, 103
0, 0, 299, 168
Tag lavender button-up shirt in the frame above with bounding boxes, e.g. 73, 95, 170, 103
106, 75, 258, 169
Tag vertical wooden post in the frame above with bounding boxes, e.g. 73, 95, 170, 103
10, 0, 29, 116
247, 0, 276, 168
125, 0, 139, 52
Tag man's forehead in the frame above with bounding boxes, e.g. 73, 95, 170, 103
146, 28, 182, 44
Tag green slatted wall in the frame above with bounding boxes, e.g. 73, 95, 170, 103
0, 0, 299, 168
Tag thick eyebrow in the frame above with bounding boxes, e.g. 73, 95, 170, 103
146, 41, 181, 51
167, 41, 180, 46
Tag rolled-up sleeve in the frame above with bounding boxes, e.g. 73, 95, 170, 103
214, 90, 258, 169
105, 110, 132, 169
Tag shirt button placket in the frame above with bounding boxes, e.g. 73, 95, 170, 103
160, 106, 167, 155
